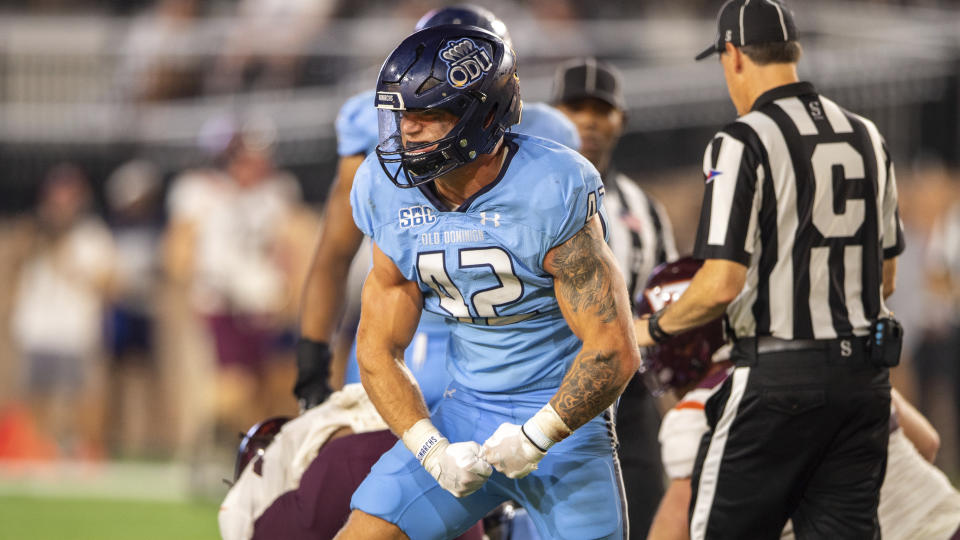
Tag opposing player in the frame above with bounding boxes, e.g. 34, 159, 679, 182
336, 24, 639, 540
294, 4, 580, 411
219, 384, 486, 540
219, 385, 389, 540
637, 258, 960, 540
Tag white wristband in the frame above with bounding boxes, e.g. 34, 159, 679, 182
521, 404, 572, 452
402, 418, 444, 464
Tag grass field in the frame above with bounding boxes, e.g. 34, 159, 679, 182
0, 495, 220, 540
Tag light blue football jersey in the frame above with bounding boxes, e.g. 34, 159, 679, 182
513, 102, 581, 150
351, 133, 607, 393
335, 91, 380, 157
335, 90, 580, 157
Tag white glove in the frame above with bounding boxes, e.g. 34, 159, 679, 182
482, 404, 572, 479
403, 419, 492, 498
481, 422, 545, 479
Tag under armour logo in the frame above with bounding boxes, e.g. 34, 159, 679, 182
443, 388, 457, 399
840, 339, 852, 357
480, 212, 500, 227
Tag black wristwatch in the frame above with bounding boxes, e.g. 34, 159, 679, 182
648, 309, 673, 344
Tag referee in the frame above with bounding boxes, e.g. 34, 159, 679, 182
635, 1, 905, 539
553, 58, 678, 539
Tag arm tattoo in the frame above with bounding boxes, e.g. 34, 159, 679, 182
551, 224, 618, 324
550, 350, 623, 430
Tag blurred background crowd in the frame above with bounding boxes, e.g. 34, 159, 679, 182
0, 0, 958, 514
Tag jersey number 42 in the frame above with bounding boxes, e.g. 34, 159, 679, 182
416, 248, 522, 318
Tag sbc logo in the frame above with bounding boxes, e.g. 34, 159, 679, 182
398, 205, 437, 229
440, 38, 493, 88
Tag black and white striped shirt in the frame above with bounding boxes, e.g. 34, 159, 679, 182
693, 82, 905, 340
604, 171, 678, 303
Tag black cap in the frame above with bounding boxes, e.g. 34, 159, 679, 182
551, 58, 625, 111
695, 0, 798, 61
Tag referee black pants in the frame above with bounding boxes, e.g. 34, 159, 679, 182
616, 375, 666, 539
688, 339, 891, 540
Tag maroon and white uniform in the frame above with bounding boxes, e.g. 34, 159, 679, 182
218, 385, 485, 540
218, 384, 388, 540
659, 370, 728, 483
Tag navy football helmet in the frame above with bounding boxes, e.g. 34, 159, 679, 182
374, 24, 522, 188
415, 4, 512, 47
233, 416, 289, 481
635, 257, 727, 395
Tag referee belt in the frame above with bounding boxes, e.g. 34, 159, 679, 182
733, 336, 869, 360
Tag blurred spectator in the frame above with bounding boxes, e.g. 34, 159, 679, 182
114, 0, 207, 102
925, 181, 960, 472
888, 166, 960, 476
205, 0, 340, 93
929, 196, 960, 310
103, 160, 165, 456
7, 164, 117, 459
163, 115, 318, 446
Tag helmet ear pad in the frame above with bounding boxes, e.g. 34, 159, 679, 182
374, 25, 522, 188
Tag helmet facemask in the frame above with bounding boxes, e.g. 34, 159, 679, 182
375, 93, 486, 188
233, 416, 289, 482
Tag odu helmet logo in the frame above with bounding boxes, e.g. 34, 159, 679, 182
440, 38, 493, 88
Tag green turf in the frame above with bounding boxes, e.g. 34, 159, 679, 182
0, 495, 219, 540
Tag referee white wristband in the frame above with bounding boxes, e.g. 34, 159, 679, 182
402, 418, 446, 464
521, 404, 573, 452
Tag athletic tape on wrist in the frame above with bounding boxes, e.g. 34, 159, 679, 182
402, 418, 444, 464
522, 404, 572, 452
416, 434, 441, 462
521, 423, 553, 452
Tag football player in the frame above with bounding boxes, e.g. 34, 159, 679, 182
637, 258, 960, 540
294, 4, 581, 412
219, 385, 414, 540
336, 24, 638, 539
